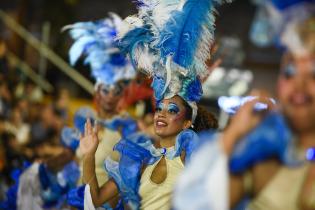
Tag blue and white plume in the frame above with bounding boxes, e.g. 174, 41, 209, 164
64, 13, 136, 87
117, 0, 229, 122
250, 0, 315, 55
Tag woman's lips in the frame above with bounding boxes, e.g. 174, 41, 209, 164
289, 93, 313, 106
156, 119, 168, 127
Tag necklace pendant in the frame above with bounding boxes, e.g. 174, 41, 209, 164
161, 148, 167, 156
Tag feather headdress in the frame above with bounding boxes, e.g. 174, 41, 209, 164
250, 0, 315, 55
64, 13, 136, 87
117, 0, 228, 122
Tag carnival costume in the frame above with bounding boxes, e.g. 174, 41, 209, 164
174, 1, 315, 209
63, 13, 139, 210
67, 0, 228, 209
65, 13, 138, 189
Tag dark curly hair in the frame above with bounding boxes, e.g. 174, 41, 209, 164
183, 102, 218, 132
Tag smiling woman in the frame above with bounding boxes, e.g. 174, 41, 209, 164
174, 14, 315, 210
67, 0, 227, 209
154, 96, 192, 140
78, 96, 218, 210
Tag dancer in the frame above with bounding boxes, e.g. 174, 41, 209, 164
65, 13, 138, 187
72, 0, 226, 209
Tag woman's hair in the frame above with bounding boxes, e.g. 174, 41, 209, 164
183, 101, 218, 132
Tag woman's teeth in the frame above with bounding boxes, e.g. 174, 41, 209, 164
157, 121, 167, 126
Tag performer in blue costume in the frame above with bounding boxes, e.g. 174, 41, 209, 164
174, 1, 315, 209
64, 13, 138, 193
69, 0, 227, 209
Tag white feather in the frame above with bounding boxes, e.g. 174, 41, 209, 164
281, 21, 307, 56
108, 12, 123, 28
151, 0, 183, 29
116, 15, 144, 39
134, 45, 156, 75
194, 10, 216, 78
162, 56, 173, 94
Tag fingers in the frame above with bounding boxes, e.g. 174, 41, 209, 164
238, 98, 259, 114
93, 120, 100, 134
263, 97, 277, 111
241, 97, 275, 114
87, 118, 92, 135
84, 118, 93, 136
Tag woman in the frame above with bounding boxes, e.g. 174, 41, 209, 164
65, 13, 137, 187
174, 8, 315, 210
81, 95, 217, 209
72, 0, 227, 209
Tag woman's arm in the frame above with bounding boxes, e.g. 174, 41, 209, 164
81, 119, 119, 207
298, 163, 315, 210
221, 98, 270, 207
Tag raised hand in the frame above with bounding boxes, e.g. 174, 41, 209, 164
222, 98, 275, 155
80, 118, 99, 156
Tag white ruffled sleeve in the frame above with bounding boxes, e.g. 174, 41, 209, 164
173, 138, 229, 210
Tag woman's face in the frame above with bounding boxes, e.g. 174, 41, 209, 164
277, 53, 315, 132
154, 96, 191, 138
95, 83, 124, 113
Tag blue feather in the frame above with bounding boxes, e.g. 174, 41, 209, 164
66, 14, 135, 85
133, 0, 157, 14
67, 22, 98, 39
157, 0, 220, 71
69, 36, 96, 65
117, 26, 154, 68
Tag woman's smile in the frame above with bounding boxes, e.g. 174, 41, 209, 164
156, 119, 168, 128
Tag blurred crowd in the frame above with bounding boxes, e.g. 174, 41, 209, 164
0, 38, 72, 200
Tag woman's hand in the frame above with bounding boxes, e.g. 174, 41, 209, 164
80, 118, 99, 156
222, 98, 274, 155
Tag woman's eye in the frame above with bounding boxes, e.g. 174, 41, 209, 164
101, 88, 110, 95
168, 109, 179, 114
155, 104, 163, 112
167, 104, 180, 114
113, 87, 122, 96
282, 64, 296, 79
155, 107, 162, 112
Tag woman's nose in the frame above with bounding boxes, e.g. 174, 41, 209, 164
157, 109, 167, 118
293, 70, 311, 91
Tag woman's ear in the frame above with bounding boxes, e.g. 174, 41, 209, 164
183, 120, 192, 130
